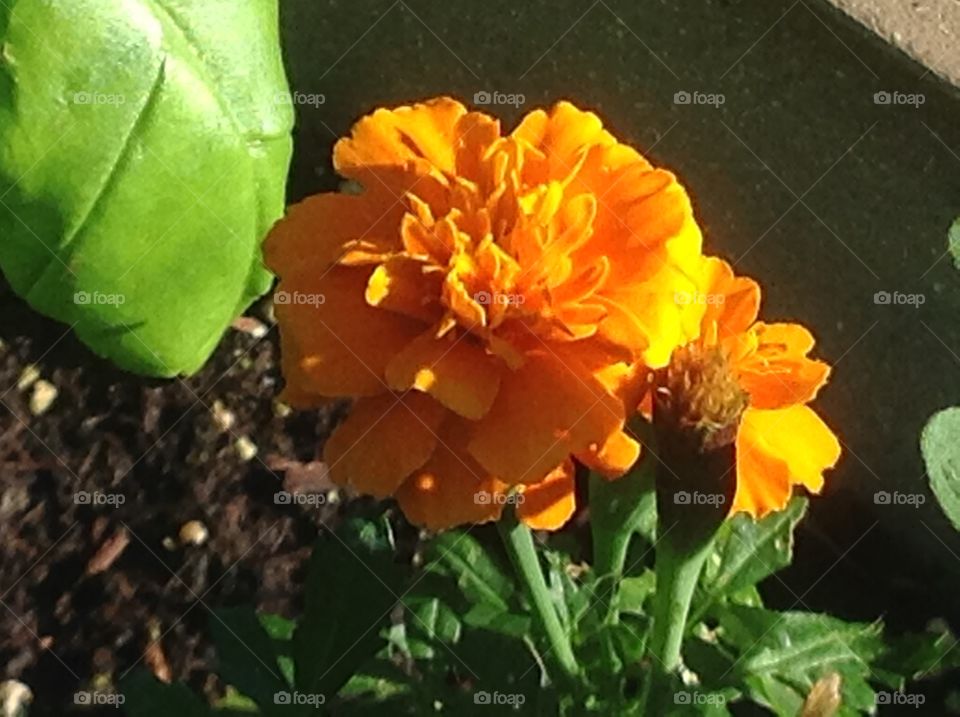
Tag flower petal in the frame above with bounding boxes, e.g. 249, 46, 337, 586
324, 392, 448, 498
277, 267, 424, 399
700, 257, 760, 338
395, 418, 504, 530
366, 256, 444, 324
517, 459, 576, 530
732, 405, 840, 517
575, 429, 641, 479
737, 323, 831, 409
468, 349, 623, 484
264, 193, 403, 281
385, 329, 502, 420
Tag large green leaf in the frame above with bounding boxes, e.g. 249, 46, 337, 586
0, 0, 292, 375
921, 407, 960, 531
209, 607, 289, 713
293, 518, 405, 703
121, 671, 212, 717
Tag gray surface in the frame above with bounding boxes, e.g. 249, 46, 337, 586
280, 0, 960, 610
832, 0, 960, 87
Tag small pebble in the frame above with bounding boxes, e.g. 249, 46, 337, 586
273, 400, 292, 419
29, 380, 58, 416
179, 520, 209, 547
0, 680, 32, 717
231, 315, 268, 339
16, 365, 39, 391
161, 536, 177, 552
235, 436, 258, 462
211, 400, 236, 432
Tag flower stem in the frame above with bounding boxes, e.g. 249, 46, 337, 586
498, 510, 579, 680
648, 528, 715, 671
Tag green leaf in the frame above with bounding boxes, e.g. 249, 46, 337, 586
922, 407, 960, 531
258, 613, 296, 687
461, 603, 531, 638
293, 518, 405, 701
121, 671, 212, 717
0, 0, 292, 376
210, 607, 288, 711
398, 595, 462, 660
876, 625, 960, 684
715, 605, 884, 716
427, 531, 514, 612
589, 427, 658, 581
696, 498, 807, 620
618, 570, 656, 616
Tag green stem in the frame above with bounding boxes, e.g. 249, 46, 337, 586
498, 511, 579, 680
648, 530, 715, 671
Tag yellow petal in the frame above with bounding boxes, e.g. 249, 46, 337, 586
732, 405, 840, 517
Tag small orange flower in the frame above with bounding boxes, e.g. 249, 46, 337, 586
265, 97, 705, 530
659, 257, 841, 518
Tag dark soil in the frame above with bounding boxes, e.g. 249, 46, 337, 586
0, 277, 345, 716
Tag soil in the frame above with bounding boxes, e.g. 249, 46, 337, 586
0, 277, 345, 716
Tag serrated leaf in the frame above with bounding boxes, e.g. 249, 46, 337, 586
922, 407, 960, 531
876, 626, 960, 684
461, 603, 532, 638
400, 595, 462, 660
121, 671, 212, 717
0, 0, 292, 376
696, 498, 807, 619
427, 531, 514, 612
716, 606, 883, 716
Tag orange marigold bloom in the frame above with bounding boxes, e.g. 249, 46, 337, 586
265, 97, 705, 531
659, 257, 841, 518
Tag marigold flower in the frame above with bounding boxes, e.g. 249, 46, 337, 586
655, 257, 841, 518
265, 97, 705, 530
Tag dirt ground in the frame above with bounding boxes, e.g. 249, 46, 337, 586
0, 277, 349, 715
